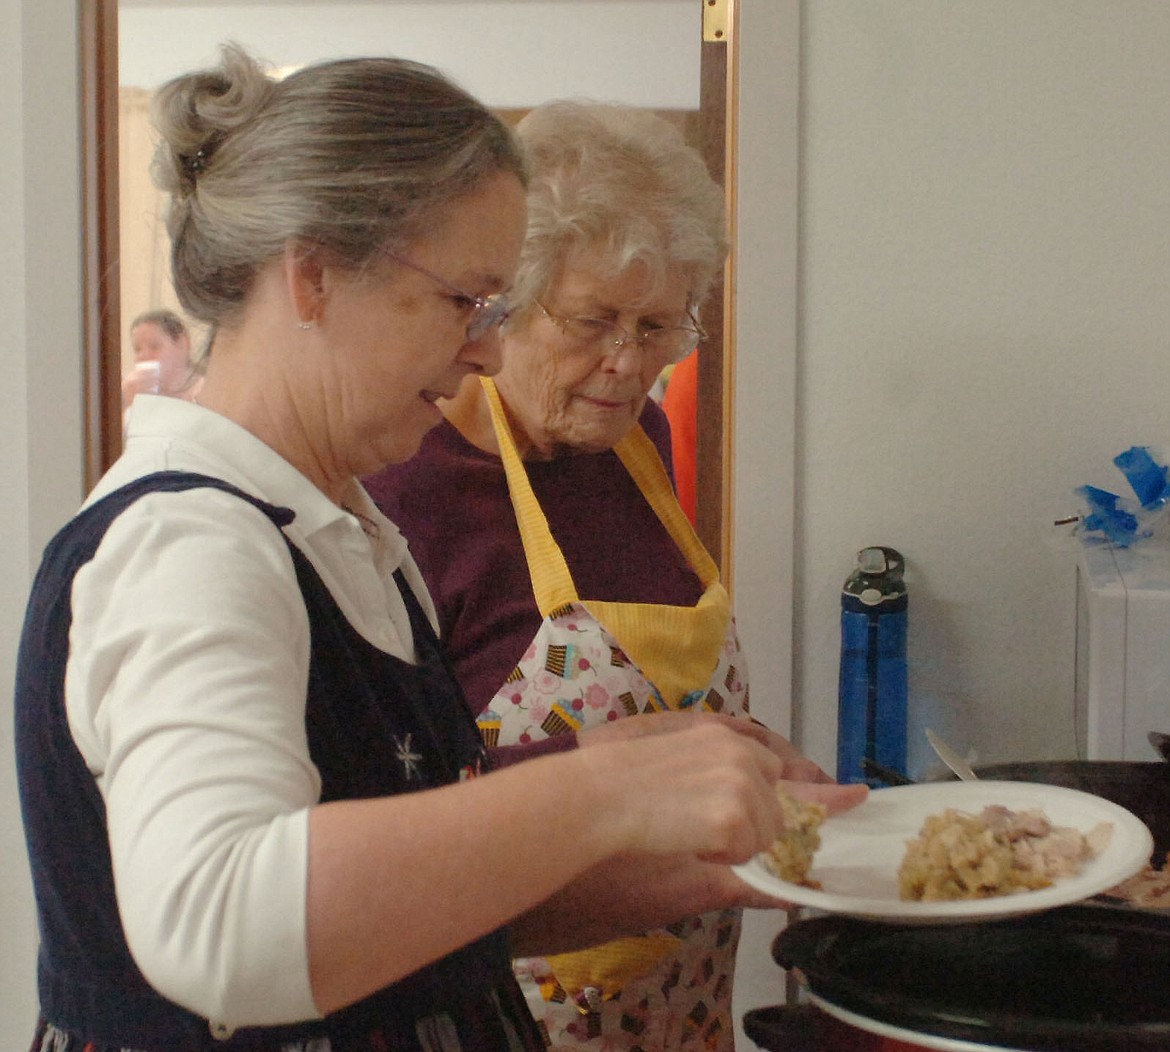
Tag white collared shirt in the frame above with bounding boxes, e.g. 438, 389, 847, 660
63, 395, 437, 1026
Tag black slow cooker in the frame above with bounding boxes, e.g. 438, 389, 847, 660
770, 904, 1170, 1051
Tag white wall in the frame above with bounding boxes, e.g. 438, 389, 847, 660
1, 1, 86, 1044
119, 0, 700, 107
0, 3, 34, 1043
729, 3, 802, 1034
793, 1, 1170, 782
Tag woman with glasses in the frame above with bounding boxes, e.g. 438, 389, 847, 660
13, 51, 836, 1052
365, 101, 864, 1051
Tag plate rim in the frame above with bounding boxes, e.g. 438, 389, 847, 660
733, 779, 1155, 922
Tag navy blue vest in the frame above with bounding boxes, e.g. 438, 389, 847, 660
15, 472, 535, 1051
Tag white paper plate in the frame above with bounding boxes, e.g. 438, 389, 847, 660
732, 780, 1153, 923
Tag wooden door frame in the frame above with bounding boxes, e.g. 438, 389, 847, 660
80, 0, 122, 492
698, 0, 736, 582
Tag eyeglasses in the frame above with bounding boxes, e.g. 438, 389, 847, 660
536, 302, 706, 365
387, 253, 512, 342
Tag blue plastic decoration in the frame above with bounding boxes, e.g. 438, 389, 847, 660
1113, 446, 1170, 510
1077, 485, 1141, 546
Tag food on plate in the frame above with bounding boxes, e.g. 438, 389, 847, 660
1105, 850, 1170, 907
761, 790, 827, 888
898, 804, 1112, 902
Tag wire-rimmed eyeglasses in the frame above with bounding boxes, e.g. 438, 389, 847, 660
536, 302, 706, 364
388, 253, 512, 342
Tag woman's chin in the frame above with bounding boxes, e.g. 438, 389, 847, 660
578, 415, 638, 452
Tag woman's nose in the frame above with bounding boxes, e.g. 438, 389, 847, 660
461, 326, 504, 376
598, 338, 644, 373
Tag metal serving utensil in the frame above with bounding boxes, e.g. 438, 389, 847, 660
925, 729, 980, 782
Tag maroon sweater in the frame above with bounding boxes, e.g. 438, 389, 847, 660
364, 401, 704, 740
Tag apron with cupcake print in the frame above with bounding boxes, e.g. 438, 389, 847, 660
475, 377, 751, 1051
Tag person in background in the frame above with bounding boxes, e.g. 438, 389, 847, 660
120, 308, 202, 415
14, 48, 843, 1052
365, 101, 865, 1051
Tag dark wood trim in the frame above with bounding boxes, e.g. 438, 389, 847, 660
80, 0, 122, 489
698, 34, 729, 573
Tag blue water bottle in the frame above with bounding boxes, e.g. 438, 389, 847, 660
837, 546, 908, 785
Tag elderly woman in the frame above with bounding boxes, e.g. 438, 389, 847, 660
365, 102, 862, 1051
13, 53, 827, 1052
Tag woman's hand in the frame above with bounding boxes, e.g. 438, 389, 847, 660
575, 722, 792, 865
578, 709, 846, 788
509, 723, 868, 955
776, 777, 868, 815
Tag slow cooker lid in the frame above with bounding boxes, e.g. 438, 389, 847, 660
775, 904, 1170, 1052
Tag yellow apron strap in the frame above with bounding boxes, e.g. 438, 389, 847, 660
481, 377, 578, 615
587, 429, 730, 707
611, 427, 720, 591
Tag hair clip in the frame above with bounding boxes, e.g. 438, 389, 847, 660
183, 147, 210, 181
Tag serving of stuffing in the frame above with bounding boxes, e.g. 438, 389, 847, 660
761, 790, 827, 888
898, 804, 1112, 902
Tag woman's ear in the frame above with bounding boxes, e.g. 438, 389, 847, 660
283, 240, 327, 327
